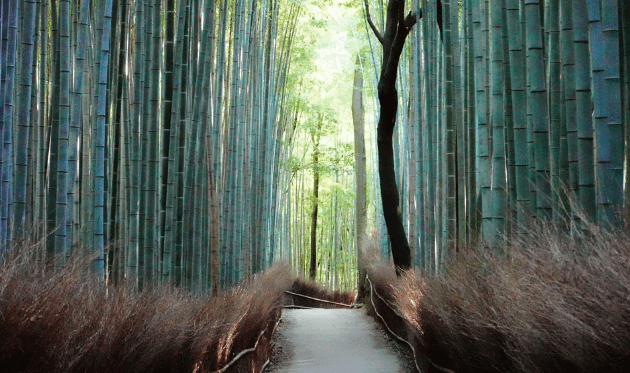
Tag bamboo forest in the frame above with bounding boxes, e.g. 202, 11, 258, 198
1, 0, 629, 294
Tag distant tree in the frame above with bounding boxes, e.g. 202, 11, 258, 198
309, 117, 322, 280
352, 56, 367, 297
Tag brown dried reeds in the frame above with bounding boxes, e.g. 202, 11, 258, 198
0, 244, 292, 373
365, 223, 630, 373
284, 277, 356, 308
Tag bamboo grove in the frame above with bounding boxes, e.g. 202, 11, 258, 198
2, 0, 630, 292
364, 0, 630, 272
0, 0, 302, 291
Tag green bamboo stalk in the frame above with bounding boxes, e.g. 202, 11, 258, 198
443, 0, 457, 252
35, 0, 48, 253
26, 1, 41, 239
623, 0, 630, 213
560, 0, 578, 228
472, 0, 492, 239
137, 0, 152, 288
93, 0, 114, 278
46, 0, 61, 260
502, 0, 517, 232
547, 0, 565, 224
104, 9, 122, 280
163, 0, 187, 285
55, 0, 71, 267
80, 0, 94, 254
191, 0, 215, 290
13, 0, 37, 240
588, 0, 623, 227
182, 0, 200, 289
127, 0, 145, 288
464, 0, 477, 244
0, 0, 18, 246
104, 1, 118, 269
411, 1, 425, 267
159, 0, 176, 285
175, 0, 192, 286
489, 0, 506, 243
224, 0, 244, 284
572, 0, 596, 224
68, 0, 90, 254
421, 0, 433, 273
212, 0, 228, 287
452, 0, 466, 251
525, 0, 551, 220
139, 0, 160, 287
186, 0, 211, 291
116, 0, 133, 284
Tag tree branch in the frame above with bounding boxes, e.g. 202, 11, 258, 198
405, 10, 420, 30
364, 0, 385, 45
383, 9, 418, 86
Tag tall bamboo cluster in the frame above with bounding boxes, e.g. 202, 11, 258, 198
365, 0, 629, 272
0, 0, 298, 291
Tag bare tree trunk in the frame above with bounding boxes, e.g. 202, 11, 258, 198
309, 118, 321, 280
352, 56, 367, 298
364, 0, 419, 274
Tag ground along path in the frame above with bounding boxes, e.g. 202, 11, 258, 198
272, 308, 408, 373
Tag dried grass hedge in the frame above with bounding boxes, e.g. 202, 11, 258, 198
0, 245, 292, 373
365, 223, 630, 373
284, 277, 356, 308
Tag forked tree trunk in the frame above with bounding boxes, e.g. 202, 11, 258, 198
364, 0, 419, 274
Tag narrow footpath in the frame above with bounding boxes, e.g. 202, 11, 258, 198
271, 308, 409, 373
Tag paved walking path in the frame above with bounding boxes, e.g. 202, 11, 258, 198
273, 308, 407, 373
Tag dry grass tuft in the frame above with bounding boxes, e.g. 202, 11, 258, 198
366, 224, 630, 373
284, 277, 356, 308
360, 238, 415, 357
0, 244, 292, 373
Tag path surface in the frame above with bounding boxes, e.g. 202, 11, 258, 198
273, 308, 408, 373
